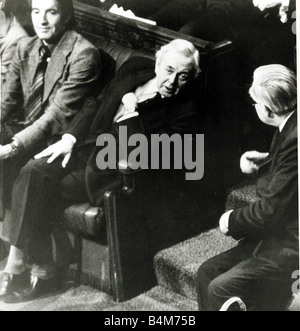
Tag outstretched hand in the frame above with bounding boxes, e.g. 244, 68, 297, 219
240, 151, 269, 174
34, 136, 75, 168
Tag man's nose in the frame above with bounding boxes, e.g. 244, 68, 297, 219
40, 12, 48, 25
168, 73, 177, 85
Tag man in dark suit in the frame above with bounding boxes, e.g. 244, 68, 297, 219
196, 64, 298, 311
0, 39, 203, 302
0, 0, 102, 301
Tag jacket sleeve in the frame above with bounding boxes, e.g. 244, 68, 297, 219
1, 41, 25, 125
13, 46, 102, 153
228, 137, 298, 240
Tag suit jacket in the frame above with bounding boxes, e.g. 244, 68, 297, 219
67, 56, 203, 203
0, 15, 28, 84
228, 112, 298, 271
1, 30, 102, 153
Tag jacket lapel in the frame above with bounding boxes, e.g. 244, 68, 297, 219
43, 30, 77, 103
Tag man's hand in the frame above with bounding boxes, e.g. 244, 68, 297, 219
122, 93, 138, 116
0, 144, 13, 160
253, 0, 283, 11
240, 151, 269, 174
34, 135, 76, 168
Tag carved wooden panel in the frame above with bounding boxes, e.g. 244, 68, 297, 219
73, 0, 233, 58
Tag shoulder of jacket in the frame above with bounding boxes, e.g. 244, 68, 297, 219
17, 35, 39, 51
72, 31, 98, 51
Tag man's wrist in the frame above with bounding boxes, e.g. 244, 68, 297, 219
62, 134, 77, 144
10, 140, 20, 157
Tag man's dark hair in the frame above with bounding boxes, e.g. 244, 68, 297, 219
30, 0, 76, 29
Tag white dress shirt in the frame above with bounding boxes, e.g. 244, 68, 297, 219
114, 77, 160, 123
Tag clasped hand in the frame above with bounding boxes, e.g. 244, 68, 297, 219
240, 151, 269, 174
34, 137, 75, 168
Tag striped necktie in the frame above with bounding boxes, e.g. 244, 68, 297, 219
25, 45, 51, 125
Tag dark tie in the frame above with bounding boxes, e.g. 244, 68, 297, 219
25, 45, 51, 125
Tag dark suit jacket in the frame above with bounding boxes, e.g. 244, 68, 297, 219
67, 56, 203, 203
228, 112, 298, 271
1, 30, 102, 154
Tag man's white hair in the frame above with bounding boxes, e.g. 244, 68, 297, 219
156, 39, 201, 78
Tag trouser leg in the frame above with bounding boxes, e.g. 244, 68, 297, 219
196, 241, 255, 311
207, 257, 293, 311
197, 240, 294, 311
8, 158, 75, 271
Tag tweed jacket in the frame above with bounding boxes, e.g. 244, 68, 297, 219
1, 30, 102, 153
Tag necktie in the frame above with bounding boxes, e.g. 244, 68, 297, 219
25, 45, 51, 125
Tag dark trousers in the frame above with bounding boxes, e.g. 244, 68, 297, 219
8, 150, 90, 266
197, 240, 294, 311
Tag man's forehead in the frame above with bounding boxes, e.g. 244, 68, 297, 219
159, 50, 194, 71
32, 0, 59, 9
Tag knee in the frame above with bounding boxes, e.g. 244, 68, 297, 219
19, 158, 49, 177
16, 158, 50, 185
207, 277, 222, 300
197, 259, 214, 280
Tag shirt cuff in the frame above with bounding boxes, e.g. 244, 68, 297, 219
219, 210, 234, 235
62, 134, 77, 144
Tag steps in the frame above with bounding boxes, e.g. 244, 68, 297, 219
106, 286, 198, 311
154, 228, 236, 301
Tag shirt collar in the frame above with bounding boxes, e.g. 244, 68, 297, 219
279, 111, 295, 132
139, 77, 159, 96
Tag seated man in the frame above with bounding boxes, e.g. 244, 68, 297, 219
0, 0, 101, 208
0, 39, 203, 303
196, 64, 298, 311
0, 0, 101, 299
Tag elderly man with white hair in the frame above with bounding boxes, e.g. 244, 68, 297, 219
0, 39, 204, 303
